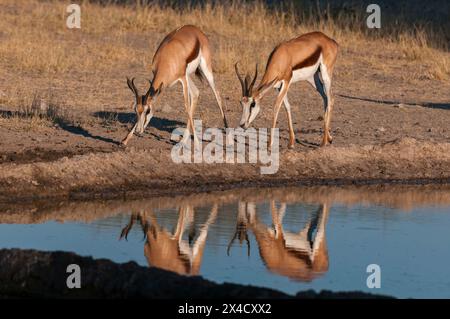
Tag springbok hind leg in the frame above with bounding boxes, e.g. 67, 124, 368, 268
187, 75, 201, 146
311, 66, 333, 146
320, 64, 334, 145
199, 59, 228, 128
180, 76, 198, 145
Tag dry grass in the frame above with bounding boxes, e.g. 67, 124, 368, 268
0, 90, 75, 129
0, 0, 448, 80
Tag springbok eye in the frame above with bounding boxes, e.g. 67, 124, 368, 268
250, 101, 256, 109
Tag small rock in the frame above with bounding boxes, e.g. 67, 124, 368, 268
377, 127, 386, 132
31, 180, 39, 186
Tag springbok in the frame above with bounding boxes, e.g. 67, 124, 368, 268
122, 25, 228, 146
235, 31, 338, 148
120, 204, 218, 275
228, 200, 330, 281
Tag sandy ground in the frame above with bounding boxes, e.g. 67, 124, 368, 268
1, 21, 450, 202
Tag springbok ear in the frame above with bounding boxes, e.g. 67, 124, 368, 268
255, 78, 277, 100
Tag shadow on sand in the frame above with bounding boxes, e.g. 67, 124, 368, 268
0, 109, 120, 145
339, 94, 450, 110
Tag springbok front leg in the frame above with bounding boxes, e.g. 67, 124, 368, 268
121, 122, 138, 146
277, 86, 296, 149
269, 81, 290, 148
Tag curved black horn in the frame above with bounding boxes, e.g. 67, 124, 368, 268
244, 75, 251, 96
126, 77, 139, 98
249, 64, 258, 94
145, 79, 152, 98
234, 62, 246, 96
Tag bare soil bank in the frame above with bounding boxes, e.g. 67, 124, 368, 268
1, 137, 450, 203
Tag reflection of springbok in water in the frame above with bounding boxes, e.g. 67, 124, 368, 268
120, 204, 218, 275
229, 200, 330, 282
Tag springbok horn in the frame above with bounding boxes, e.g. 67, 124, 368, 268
234, 62, 246, 96
249, 64, 258, 95
126, 77, 139, 99
145, 79, 152, 99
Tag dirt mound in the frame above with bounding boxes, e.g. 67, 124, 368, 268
0, 138, 449, 203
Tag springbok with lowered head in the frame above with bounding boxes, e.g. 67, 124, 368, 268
120, 205, 218, 275
122, 25, 228, 146
227, 200, 330, 282
235, 31, 338, 148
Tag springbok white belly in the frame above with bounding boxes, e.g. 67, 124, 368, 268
170, 52, 202, 87
186, 50, 202, 75
290, 54, 322, 83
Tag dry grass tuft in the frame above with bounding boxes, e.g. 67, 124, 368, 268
0, 90, 75, 128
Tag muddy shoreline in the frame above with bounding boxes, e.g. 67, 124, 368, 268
3, 177, 450, 205
1, 137, 450, 203
2, 183, 450, 224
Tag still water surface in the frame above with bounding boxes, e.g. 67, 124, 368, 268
1, 186, 450, 298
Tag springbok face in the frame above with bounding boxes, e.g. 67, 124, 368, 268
235, 63, 260, 129
126, 77, 160, 135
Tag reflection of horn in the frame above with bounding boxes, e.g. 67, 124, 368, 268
226, 229, 239, 256
120, 211, 152, 241
119, 212, 137, 241
227, 226, 251, 257
245, 233, 250, 256
228, 201, 251, 257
